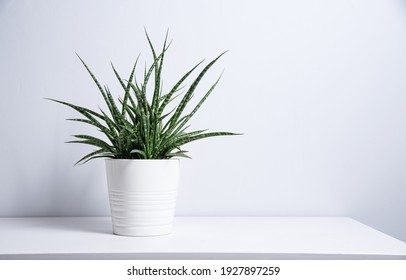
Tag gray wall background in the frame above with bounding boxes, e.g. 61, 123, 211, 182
1, 0, 405, 241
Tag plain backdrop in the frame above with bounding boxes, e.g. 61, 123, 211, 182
0, 0, 405, 242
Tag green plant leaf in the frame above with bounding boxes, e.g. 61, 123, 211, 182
71, 134, 115, 152
157, 61, 203, 121
46, 98, 105, 120
74, 149, 111, 165
171, 73, 223, 136
168, 52, 227, 130
121, 55, 140, 116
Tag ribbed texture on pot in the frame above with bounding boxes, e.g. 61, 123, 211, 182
108, 190, 177, 228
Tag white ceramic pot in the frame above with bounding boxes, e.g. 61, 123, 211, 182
105, 159, 180, 236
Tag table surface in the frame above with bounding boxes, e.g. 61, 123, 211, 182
0, 217, 405, 259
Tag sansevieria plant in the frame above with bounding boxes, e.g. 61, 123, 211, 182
48, 32, 237, 164
49, 31, 239, 236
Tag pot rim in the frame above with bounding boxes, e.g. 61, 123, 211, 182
105, 158, 180, 162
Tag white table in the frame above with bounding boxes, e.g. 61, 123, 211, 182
0, 217, 405, 259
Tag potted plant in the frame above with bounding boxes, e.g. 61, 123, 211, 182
48, 31, 237, 236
